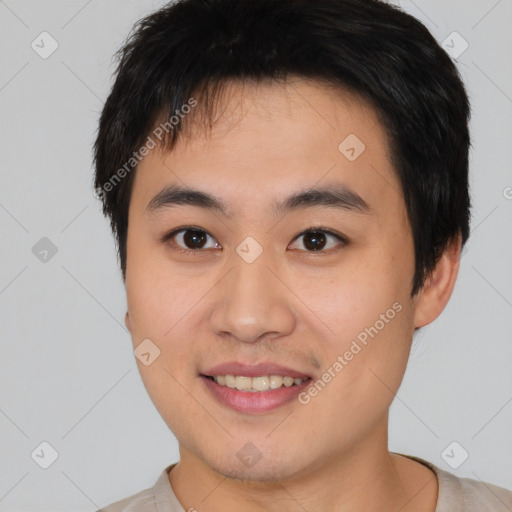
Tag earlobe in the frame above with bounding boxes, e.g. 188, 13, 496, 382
125, 311, 132, 332
413, 234, 462, 329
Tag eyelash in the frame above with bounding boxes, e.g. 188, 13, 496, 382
160, 225, 349, 255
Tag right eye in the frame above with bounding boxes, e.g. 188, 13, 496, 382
161, 226, 222, 253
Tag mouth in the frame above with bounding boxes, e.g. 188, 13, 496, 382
199, 366, 314, 414
201, 374, 310, 391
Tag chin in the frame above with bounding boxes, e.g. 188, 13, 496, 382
212, 459, 299, 483
203, 444, 308, 483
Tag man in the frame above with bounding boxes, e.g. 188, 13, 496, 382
93, 0, 512, 510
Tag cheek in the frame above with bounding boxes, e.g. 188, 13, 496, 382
295, 249, 404, 339
298, 305, 412, 449
125, 240, 198, 339
125, 244, 206, 378
125, 268, 200, 429
299, 247, 413, 413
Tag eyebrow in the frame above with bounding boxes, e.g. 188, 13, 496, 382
145, 183, 372, 218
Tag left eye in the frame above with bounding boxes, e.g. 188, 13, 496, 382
289, 229, 346, 252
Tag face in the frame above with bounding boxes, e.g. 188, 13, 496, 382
124, 78, 422, 481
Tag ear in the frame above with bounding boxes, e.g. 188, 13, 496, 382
413, 233, 462, 329
125, 311, 132, 332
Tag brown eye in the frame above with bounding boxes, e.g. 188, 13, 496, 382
162, 227, 221, 252
181, 229, 209, 249
302, 231, 327, 251
289, 229, 347, 253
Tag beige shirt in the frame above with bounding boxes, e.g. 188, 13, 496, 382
97, 454, 512, 511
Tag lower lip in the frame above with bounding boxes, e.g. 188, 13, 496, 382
200, 375, 312, 414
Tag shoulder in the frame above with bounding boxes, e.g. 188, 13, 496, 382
438, 468, 512, 512
96, 464, 181, 512
98, 487, 155, 512
404, 454, 512, 512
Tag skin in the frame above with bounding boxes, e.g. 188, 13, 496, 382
123, 77, 461, 512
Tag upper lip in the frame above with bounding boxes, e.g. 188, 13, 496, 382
201, 361, 312, 379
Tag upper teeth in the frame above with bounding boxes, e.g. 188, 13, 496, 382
213, 375, 305, 391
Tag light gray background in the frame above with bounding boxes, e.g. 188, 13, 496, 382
1, 0, 511, 510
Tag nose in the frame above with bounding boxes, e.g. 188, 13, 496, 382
210, 253, 296, 344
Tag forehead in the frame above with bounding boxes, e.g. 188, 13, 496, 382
131, 77, 403, 220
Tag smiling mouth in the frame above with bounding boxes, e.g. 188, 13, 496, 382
202, 374, 312, 392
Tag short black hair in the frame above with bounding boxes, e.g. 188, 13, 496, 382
93, 0, 471, 297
